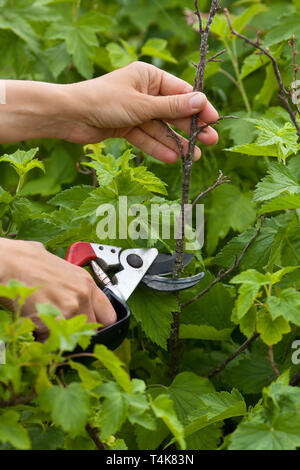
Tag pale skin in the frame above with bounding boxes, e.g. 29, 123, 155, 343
0, 61, 219, 338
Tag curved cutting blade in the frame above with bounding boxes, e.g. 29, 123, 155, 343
146, 253, 194, 276
142, 271, 205, 292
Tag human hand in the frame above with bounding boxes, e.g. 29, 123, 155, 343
0, 238, 116, 340
61, 61, 219, 163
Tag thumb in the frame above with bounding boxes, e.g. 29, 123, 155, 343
145, 92, 207, 120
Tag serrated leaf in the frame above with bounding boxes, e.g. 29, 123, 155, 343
179, 324, 232, 341
141, 38, 177, 64
0, 410, 30, 450
96, 382, 127, 439
151, 394, 186, 450
267, 288, 300, 327
49, 185, 94, 210
255, 162, 300, 202
39, 383, 90, 437
184, 389, 246, 438
168, 372, 214, 424
106, 41, 137, 68
94, 345, 132, 394
257, 309, 291, 345
207, 184, 256, 254
127, 285, 175, 350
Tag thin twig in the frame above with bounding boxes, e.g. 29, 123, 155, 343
224, 8, 300, 137
289, 35, 300, 117
181, 215, 265, 309
155, 119, 184, 156
206, 49, 226, 64
206, 332, 260, 379
191, 170, 231, 209
191, 115, 238, 140
85, 423, 106, 450
0, 389, 36, 407
268, 345, 280, 378
194, 0, 203, 34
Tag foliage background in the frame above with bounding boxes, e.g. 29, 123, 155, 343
0, 0, 300, 451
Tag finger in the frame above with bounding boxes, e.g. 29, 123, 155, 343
157, 70, 219, 122
158, 70, 193, 95
144, 91, 208, 121
169, 117, 219, 146
91, 286, 117, 327
139, 120, 201, 161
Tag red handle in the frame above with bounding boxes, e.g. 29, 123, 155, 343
65, 242, 97, 267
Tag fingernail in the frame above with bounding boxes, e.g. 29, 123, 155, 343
190, 93, 206, 111
194, 147, 201, 161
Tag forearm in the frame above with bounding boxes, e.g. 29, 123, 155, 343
0, 80, 73, 143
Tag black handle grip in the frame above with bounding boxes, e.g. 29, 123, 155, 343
88, 288, 130, 351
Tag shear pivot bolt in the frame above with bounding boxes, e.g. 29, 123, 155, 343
126, 254, 143, 268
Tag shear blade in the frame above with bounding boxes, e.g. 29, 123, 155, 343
142, 271, 205, 292
146, 253, 194, 276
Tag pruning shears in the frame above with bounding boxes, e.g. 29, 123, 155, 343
66, 242, 205, 350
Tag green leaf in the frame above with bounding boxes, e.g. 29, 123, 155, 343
227, 121, 300, 162
0, 280, 38, 307
255, 162, 300, 202
260, 194, 300, 213
96, 382, 127, 439
230, 383, 300, 450
168, 372, 214, 424
106, 41, 137, 69
0, 10, 41, 53
0, 410, 30, 450
38, 305, 98, 352
45, 43, 71, 78
179, 324, 232, 341
184, 389, 246, 438
264, 13, 300, 47
255, 63, 278, 107
207, 184, 256, 254
29, 427, 64, 451
141, 38, 177, 64
39, 383, 90, 437
222, 353, 274, 394
151, 394, 186, 450
127, 285, 175, 350
0, 148, 44, 177
94, 345, 132, 394
49, 185, 94, 210
257, 309, 291, 345
267, 288, 300, 327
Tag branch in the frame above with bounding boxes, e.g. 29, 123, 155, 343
191, 115, 238, 140
224, 8, 300, 138
268, 345, 280, 378
206, 332, 260, 379
0, 389, 36, 407
181, 215, 265, 309
85, 423, 106, 450
169, 0, 223, 379
191, 170, 231, 209
194, 0, 203, 34
206, 49, 226, 64
289, 35, 300, 117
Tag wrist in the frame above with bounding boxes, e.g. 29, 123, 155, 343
0, 81, 73, 142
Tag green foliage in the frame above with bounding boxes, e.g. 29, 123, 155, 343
0, 0, 300, 452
